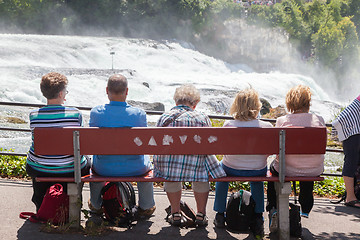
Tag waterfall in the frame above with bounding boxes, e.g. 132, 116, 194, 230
0, 33, 341, 122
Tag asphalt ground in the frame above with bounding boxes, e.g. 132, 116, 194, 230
1, 178, 360, 240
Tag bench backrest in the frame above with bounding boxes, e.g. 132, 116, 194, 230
34, 127, 327, 155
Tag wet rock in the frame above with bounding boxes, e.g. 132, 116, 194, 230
128, 100, 165, 111
3, 117, 27, 124
262, 105, 287, 119
142, 82, 150, 88
260, 98, 272, 115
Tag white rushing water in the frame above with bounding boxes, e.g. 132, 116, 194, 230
0, 33, 345, 166
0, 34, 342, 119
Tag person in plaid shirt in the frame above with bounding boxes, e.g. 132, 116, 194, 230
153, 84, 226, 227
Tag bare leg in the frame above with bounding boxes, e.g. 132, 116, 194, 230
194, 191, 209, 214
344, 176, 360, 206
166, 191, 182, 214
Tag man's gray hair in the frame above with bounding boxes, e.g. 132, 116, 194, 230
173, 84, 201, 106
107, 74, 128, 94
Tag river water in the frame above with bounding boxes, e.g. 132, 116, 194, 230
0, 34, 345, 173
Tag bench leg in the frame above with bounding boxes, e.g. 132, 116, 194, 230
275, 182, 291, 240
67, 183, 82, 228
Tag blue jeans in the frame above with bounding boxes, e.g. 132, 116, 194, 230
90, 181, 155, 210
213, 163, 267, 214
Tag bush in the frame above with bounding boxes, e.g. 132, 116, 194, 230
0, 148, 28, 178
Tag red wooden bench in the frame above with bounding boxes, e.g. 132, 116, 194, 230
34, 127, 326, 239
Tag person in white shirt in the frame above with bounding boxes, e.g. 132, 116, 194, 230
213, 88, 272, 238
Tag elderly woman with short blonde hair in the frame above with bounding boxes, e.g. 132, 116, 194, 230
213, 88, 272, 238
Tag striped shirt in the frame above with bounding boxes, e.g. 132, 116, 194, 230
26, 105, 87, 173
333, 96, 360, 141
153, 105, 226, 182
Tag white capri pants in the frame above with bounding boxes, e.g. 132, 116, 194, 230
164, 181, 210, 193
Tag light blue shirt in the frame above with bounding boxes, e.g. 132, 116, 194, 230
89, 101, 151, 176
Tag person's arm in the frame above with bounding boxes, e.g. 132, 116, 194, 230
139, 109, 147, 127
275, 116, 283, 127
78, 111, 83, 127
89, 108, 98, 127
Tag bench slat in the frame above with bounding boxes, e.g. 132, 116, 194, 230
34, 127, 327, 155
36, 170, 324, 183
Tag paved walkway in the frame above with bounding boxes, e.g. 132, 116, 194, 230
1, 178, 360, 240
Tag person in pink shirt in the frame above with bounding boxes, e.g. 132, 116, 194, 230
266, 85, 326, 231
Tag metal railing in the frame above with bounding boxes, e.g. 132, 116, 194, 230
0, 101, 343, 177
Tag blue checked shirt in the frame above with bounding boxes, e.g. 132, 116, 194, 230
153, 105, 226, 182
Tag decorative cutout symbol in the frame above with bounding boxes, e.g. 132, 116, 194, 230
163, 135, 174, 145
148, 136, 157, 146
179, 135, 187, 144
208, 136, 218, 143
193, 135, 201, 144
134, 137, 143, 146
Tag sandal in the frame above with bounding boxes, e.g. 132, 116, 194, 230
345, 200, 360, 209
195, 212, 208, 227
167, 212, 182, 227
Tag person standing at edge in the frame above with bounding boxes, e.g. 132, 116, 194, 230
88, 74, 156, 222
26, 72, 90, 211
153, 84, 226, 227
333, 95, 360, 209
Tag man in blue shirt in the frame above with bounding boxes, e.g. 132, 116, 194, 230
88, 74, 155, 219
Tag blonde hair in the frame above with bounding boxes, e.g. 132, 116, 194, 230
285, 85, 311, 113
173, 84, 201, 107
230, 88, 261, 121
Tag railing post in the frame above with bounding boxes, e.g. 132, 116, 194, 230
68, 130, 81, 228
279, 129, 286, 187
73, 131, 81, 184
276, 129, 290, 240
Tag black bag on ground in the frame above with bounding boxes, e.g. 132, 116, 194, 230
101, 182, 136, 227
225, 190, 256, 231
289, 203, 302, 237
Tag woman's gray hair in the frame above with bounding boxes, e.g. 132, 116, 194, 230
173, 84, 201, 107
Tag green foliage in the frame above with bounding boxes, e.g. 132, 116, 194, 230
246, 0, 360, 72
211, 118, 225, 127
0, 148, 28, 178
313, 177, 345, 197
290, 177, 345, 197
312, 23, 345, 67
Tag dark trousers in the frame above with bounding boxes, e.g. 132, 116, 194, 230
266, 164, 314, 214
26, 162, 90, 211
342, 134, 360, 177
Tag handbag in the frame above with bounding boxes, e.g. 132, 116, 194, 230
20, 183, 69, 225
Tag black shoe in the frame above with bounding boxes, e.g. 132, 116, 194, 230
86, 214, 103, 227
195, 212, 208, 227
213, 212, 226, 228
167, 212, 182, 227
250, 214, 264, 239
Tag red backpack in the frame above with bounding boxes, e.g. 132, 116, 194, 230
20, 184, 69, 225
